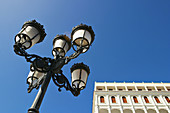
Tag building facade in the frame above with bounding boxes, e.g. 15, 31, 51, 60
92, 82, 170, 113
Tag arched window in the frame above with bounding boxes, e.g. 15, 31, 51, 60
111, 109, 121, 113
144, 96, 149, 103
154, 96, 160, 103
123, 109, 133, 113
147, 109, 156, 113
165, 96, 170, 103
133, 96, 138, 103
135, 109, 144, 113
122, 96, 127, 103
111, 96, 116, 103
100, 96, 105, 103
99, 109, 108, 113
159, 109, 168, 113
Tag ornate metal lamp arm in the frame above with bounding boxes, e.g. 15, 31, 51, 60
13, 43, 50, 63
65, 48, 83, 64
52, 70, 80, 96
51, 48, 87, 96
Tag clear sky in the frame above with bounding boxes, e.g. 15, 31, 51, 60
0, 0, 170, 113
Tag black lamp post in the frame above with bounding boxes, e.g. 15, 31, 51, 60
13, 20, 95, 113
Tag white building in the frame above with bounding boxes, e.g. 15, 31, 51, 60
92, 82, 170, 113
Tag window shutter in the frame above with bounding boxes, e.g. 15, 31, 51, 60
122, 96, 127, 103
144, 96, 149, 103
154, 96, 160, 103
100, 96, 105, 103
133, 96, 138, 103
111, 96, 116, 103
165, 96, 170, 103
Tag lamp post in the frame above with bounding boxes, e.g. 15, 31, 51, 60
13, 20, 95, 113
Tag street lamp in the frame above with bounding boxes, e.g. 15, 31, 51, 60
71, 62, 90, 90
52, 35, 71, 58
71, 24, 95, 53
15, 20, 46, 49
13, 20, 95, 113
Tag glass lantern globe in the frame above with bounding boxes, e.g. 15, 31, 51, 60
27, 59, 48, 92
27, 70, 45, 87
71, 24, 95, 53
70, 63, 90, 90
15, 20, 46, 49
52, 35, 71, 58
27, 64, 45, 90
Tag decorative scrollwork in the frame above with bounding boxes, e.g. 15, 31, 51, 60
14, 42, 81, 96
32, 58, 52, 73
14, 43, 42, 63
13, 43, 28, 57
65, 48, 82, 64
14, 43, 53, 65
14, 43, 54, 93
52, 70, 80, 96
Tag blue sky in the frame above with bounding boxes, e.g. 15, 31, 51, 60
0, 0, 170, 113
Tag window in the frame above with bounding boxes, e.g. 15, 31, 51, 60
165, 96, 170, 103
127, 86, 135, 91
144, 96, 149, 103
122, 96, 127, 103
148, 89, 152, 91
158, 89, 161, 91
109, 89, 113, 91
133, 96, 138, 103
117, 86, 126, 91
154, 96, 160, 103
156, 86, 165, 91
111, 96, 116, 103
97, 86, 105, 91
147, 87, 155, 91
107, 86, 115, 91
100, 96, 105, 103
137, 86, 145, 91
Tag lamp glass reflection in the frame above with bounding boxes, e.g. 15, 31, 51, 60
15, 20, 46, 49
15, 26, 40, 49
52, 35, 71, 58
53, 39, 69, 57
27, 70, 45, 86
72, 29, 92, 46
71, 68, 88, 89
